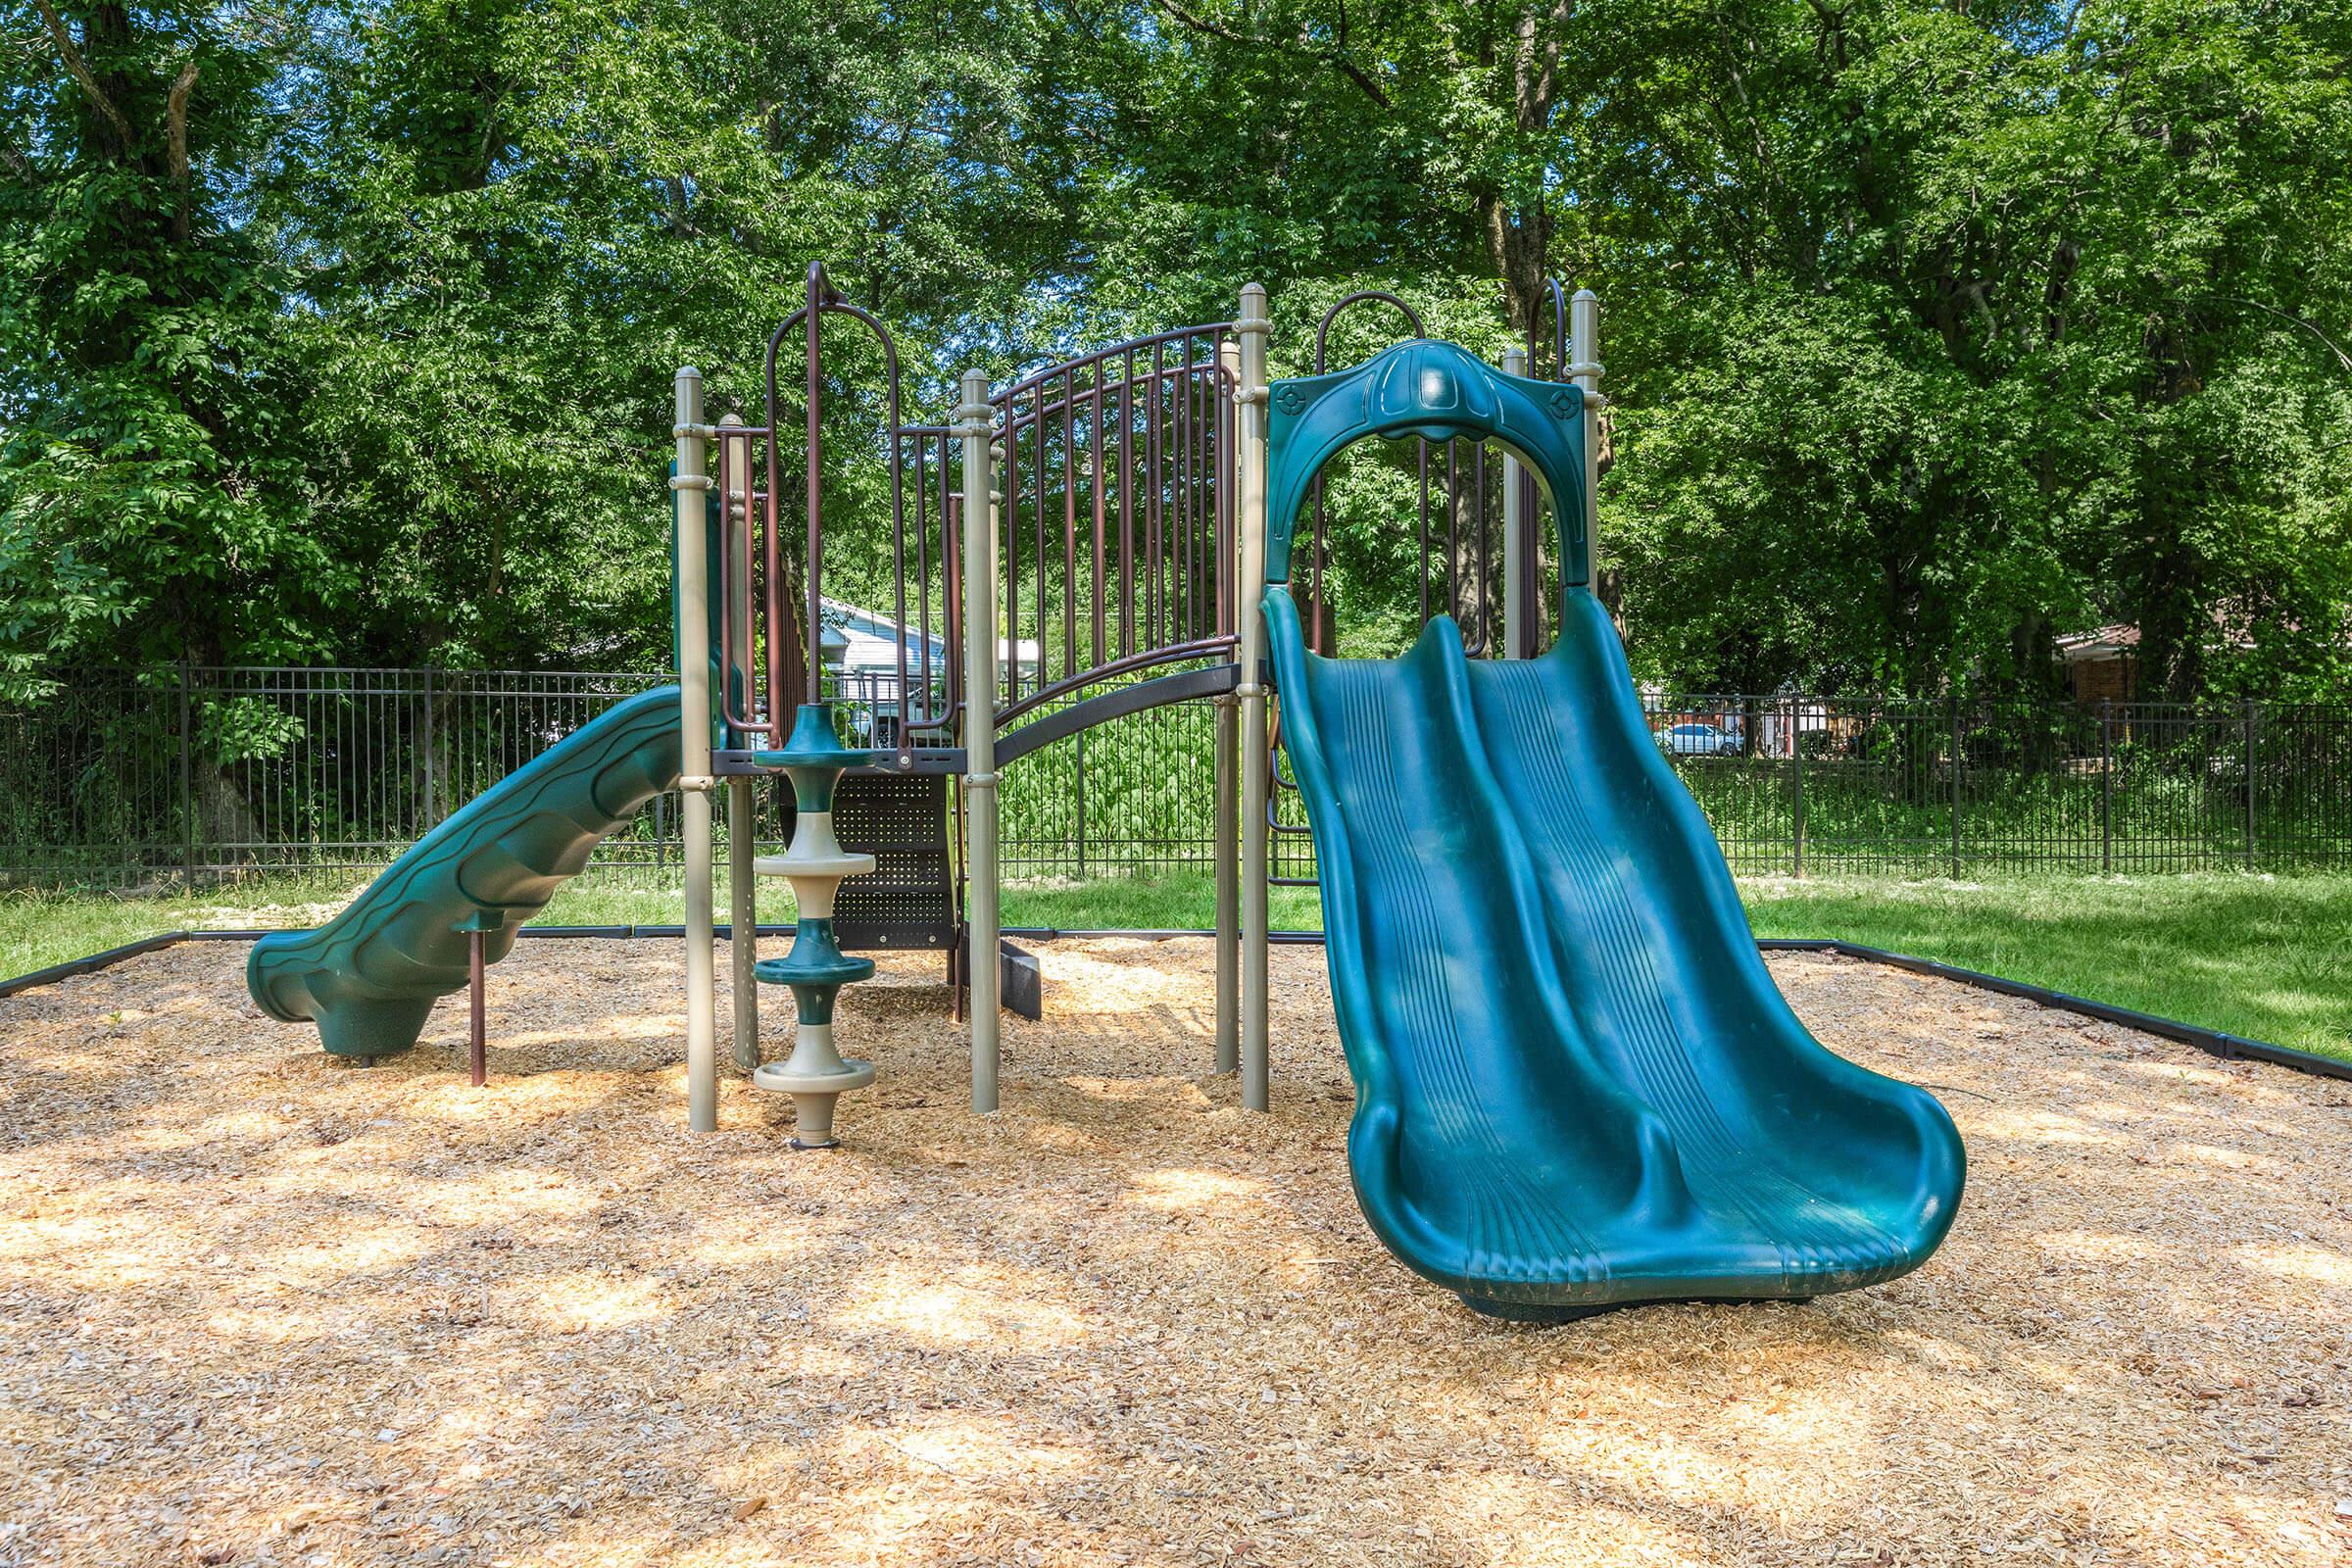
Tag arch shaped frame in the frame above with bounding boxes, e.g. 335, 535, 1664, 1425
1265, 339, 1589, 591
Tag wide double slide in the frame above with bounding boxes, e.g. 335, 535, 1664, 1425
1267, 587, 1966, 1317
247, 686, 683, 1057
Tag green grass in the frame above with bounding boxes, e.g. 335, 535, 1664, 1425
1740, 872, 2352, 1060
5, 868, 2345, 1062
1007, 870, 2351, 1059
0, 872, 370, 979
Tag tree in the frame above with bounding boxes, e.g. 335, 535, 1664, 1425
0, 1, 337, 680
2, 0, 2344, 702
1579, 0, 2352, 697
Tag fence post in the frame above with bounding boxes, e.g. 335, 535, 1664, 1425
1949, 695, 1963, 881
1074, 727, 1088, 881
2099, 700, 2114, 874
2245, 698, 2259, 870
1789, 698, 1806, 878
176, 660, 196, 886
420, 666, 436, 830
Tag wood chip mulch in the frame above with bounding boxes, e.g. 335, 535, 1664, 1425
1, 936, 2348, 1567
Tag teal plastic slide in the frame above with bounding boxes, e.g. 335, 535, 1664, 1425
247, 686, 682, 1056
1259, 337, 1961, 1317
1267, 588, 1966, 1317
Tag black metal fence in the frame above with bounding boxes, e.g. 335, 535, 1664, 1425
3, 667, 2347, 892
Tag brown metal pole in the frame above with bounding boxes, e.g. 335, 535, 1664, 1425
806, 264, 826, 704
467, 928, 487, 1087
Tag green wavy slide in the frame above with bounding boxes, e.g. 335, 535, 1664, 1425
1267, 586, 1966, 1319
247, 686, 682, 1056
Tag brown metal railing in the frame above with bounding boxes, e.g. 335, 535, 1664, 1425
709, 265, 968, 754
989, 326, 1240, 725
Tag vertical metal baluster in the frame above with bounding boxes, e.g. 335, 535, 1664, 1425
1004, 390, 1021, 705
1064, 368, 1079, 682
1179, 341, 1191, 643
1120, 348, 1136, 659
1170, 345, 1185, 645
944, 482, 961, 730
1225, 330, 1239, 642
910, 431, 930, 730
1308, 466, 1327, 654
1474, 442, 1490, 652
1186, 340, 1200, 642
763, 412, 784, 732
1446, 438, 1461, 631
1092, 358, 1107, 668
1148, 341, 1162, 648
1416, 443, 1431, 626
1033, 385, 1049, 697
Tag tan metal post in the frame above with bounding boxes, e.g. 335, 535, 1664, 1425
672, 368, 718, 1132
1570, 290, 1604, 579
1500, 347, 1529, 657
956, 369, 1002, 1112
1236, 286, 1272, 1110
718, 414, 760, 1072
1213, 340, 1242, 1074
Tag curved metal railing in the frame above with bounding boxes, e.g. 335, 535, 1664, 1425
988, 325, 1239, 729
712, 263, 964, 756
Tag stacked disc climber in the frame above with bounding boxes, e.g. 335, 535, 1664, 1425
750, 703, 878, 1148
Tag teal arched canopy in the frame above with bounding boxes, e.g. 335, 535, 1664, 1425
1265, 339, 1589, 589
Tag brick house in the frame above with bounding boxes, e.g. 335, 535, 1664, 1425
2058, 624, 2140, 703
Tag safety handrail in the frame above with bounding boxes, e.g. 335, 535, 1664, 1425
985, 325, 1238, 730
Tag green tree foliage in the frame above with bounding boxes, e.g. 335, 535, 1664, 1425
1577, 0, 2352, 697
1, 0, 2346, 698
1, 2, 336, 674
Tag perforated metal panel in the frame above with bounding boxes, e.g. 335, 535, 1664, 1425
826, 772, 955, 950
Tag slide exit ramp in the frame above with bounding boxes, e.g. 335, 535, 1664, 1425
247, 686, 683, 1056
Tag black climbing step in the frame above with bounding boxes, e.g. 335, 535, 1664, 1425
825, 772, 955, 951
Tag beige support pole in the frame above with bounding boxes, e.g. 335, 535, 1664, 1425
1499, 347, 1529, 657
1213, 340, 1242, 1075
1570, 290, 1604, 579
719, 415, 760, 1073
673, 368, 718, 1132
1236, 285, 1272, 1111
956, 369, 1002, 1113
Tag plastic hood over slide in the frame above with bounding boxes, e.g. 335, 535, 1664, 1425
247, 686, 683, 1056
1267, 588, 1965, 1317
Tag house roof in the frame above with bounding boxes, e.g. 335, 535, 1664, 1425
819, 596, 1039, 669
2056, 624, 2139, 662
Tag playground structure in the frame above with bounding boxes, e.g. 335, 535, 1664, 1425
249, 266, 1965, 1316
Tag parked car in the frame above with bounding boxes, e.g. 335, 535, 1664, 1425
1661, 722, 1738, 757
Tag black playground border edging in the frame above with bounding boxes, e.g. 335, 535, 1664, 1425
4, 924, 2345, 1087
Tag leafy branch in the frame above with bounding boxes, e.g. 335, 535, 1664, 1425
1148, 0, 1393, 110
31, 0, 133, 151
